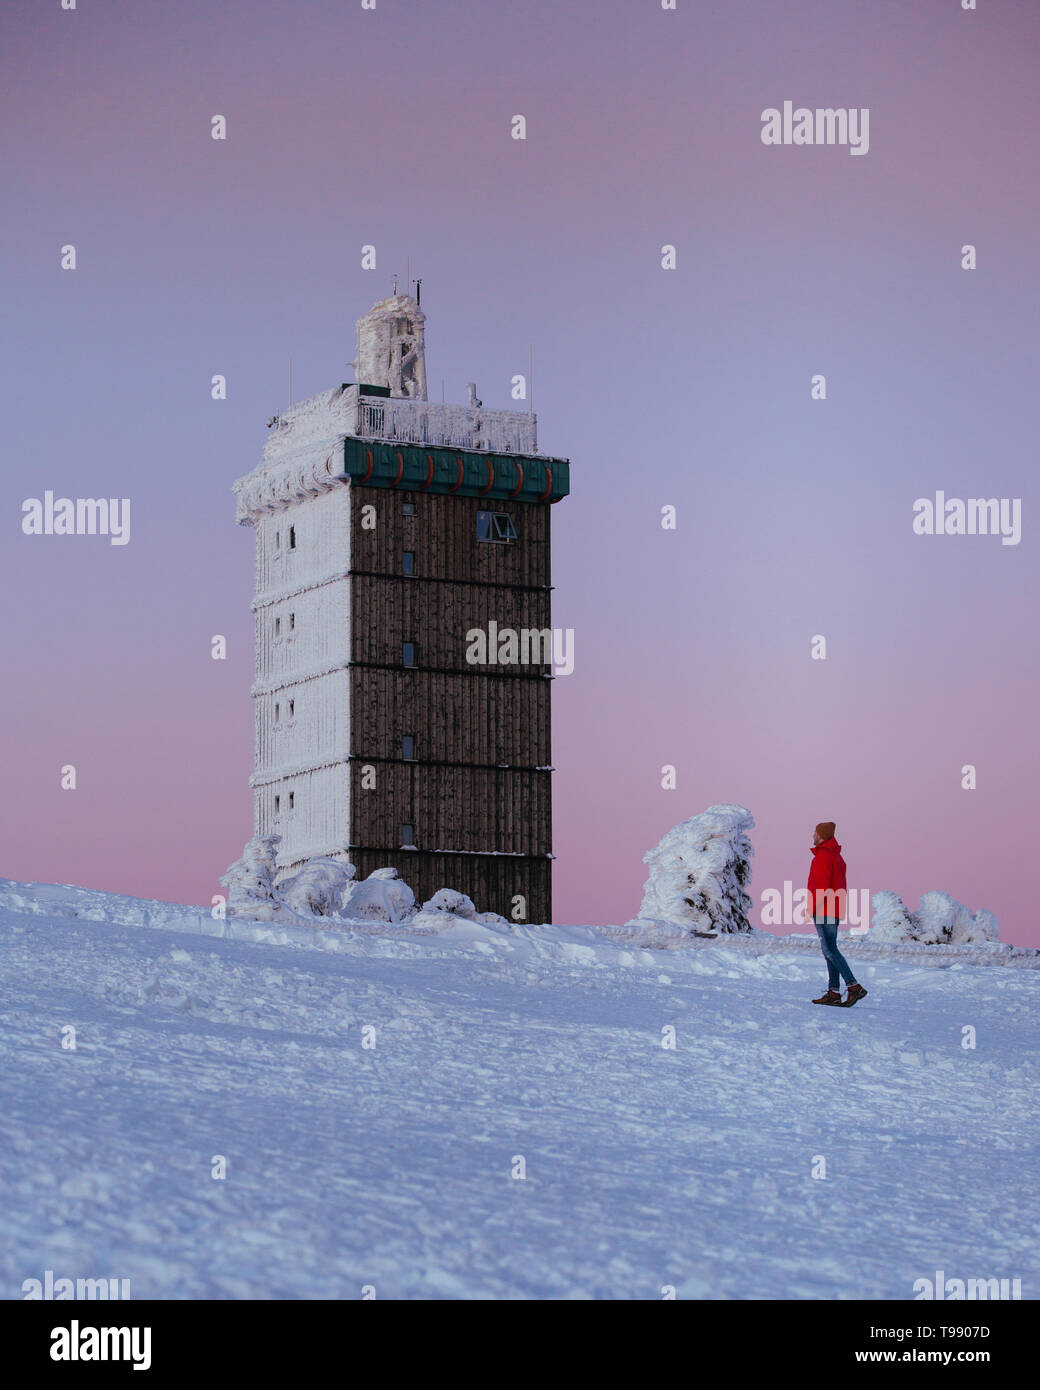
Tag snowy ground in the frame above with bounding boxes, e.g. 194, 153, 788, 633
1, 879, 1037, 1300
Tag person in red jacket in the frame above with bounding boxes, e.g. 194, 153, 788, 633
808, 822, 867, 1007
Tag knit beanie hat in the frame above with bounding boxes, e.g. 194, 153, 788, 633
815, 821, 837, 842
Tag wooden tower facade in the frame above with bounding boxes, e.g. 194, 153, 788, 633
232, 293, 570, 924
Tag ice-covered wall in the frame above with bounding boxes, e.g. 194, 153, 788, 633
249, 487, 352, 871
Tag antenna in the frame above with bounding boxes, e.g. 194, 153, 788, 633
393, 273, 398, 295
416, 277, 421, 306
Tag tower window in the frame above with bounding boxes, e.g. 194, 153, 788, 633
402, 551, 415, 576
288, 792, 295, 811
402, 735, 415, 760
289, 526, 296, 549
274, 702, 280, 722
401, 823, 415, 847
402, 642, 416, 667
289, 612, 295, 631
477, 511, 518, 544
274, 795, 280, 813
288, 699, 295, 718
274, 617, 281, 637
402, 494, 416, 516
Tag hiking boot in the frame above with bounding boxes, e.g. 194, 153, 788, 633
812, 989, 843, 1005
842, 983, 868, 1007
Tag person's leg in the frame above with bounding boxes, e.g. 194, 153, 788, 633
820, 919, 857, 987
814, 920, 840, 991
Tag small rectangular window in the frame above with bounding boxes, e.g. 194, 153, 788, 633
477, 510, 518, 544
288, 699, 295, 718
402, 551, 415, 576
289, 612, 295, 631
274, 617, 281, 636
402, 642, 416, 667
402, 494, 416, 516
288, 792, 295, 810
401, 823, 415, 847
274, 702, 280, 722
402, 735, 415, 760
289, 526, 296, 549
274, 795, 280, 813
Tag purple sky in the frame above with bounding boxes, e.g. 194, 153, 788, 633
3, 0, 1037, 942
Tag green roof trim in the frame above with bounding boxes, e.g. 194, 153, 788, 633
341, 437, 570, 503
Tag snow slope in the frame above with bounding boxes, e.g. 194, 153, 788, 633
1, 879, 1037, 1299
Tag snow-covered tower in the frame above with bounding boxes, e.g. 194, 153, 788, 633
231, 291, 570, 924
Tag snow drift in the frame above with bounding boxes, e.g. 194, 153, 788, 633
1, 872, 1035, 1300
869, 890, 999, 945
626, 804, 755, 937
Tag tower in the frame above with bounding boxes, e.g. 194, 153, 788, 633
232, 293, 570, 924
354, 291, 428, 401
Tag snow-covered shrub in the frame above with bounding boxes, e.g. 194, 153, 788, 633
410, 890, 514, 931
916, 892, 999, 944
343, 867, 416, 923
869, 890, 999, 945
627, 804, 755, 936
419, 889, 478, 919
867, 890, 918, 942
220, 836, 284, 921
277, 857, 356, 919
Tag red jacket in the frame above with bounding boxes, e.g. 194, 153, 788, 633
808, 838, 847, 920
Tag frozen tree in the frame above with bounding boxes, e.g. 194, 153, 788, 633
867, 890, 918, 942
869, 890, 999, 944
627, 804, 755, 936
278, 857, 356, 919
220, 836, 284, 921
916, 892, 999, 944
343, 867, 416, 923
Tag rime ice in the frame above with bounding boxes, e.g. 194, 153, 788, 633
869, 890, 999, 945
627, 804, 756, 936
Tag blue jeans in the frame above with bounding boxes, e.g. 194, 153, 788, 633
814, 918, 857, 990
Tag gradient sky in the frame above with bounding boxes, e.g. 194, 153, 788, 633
2, 0, 1037, 942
